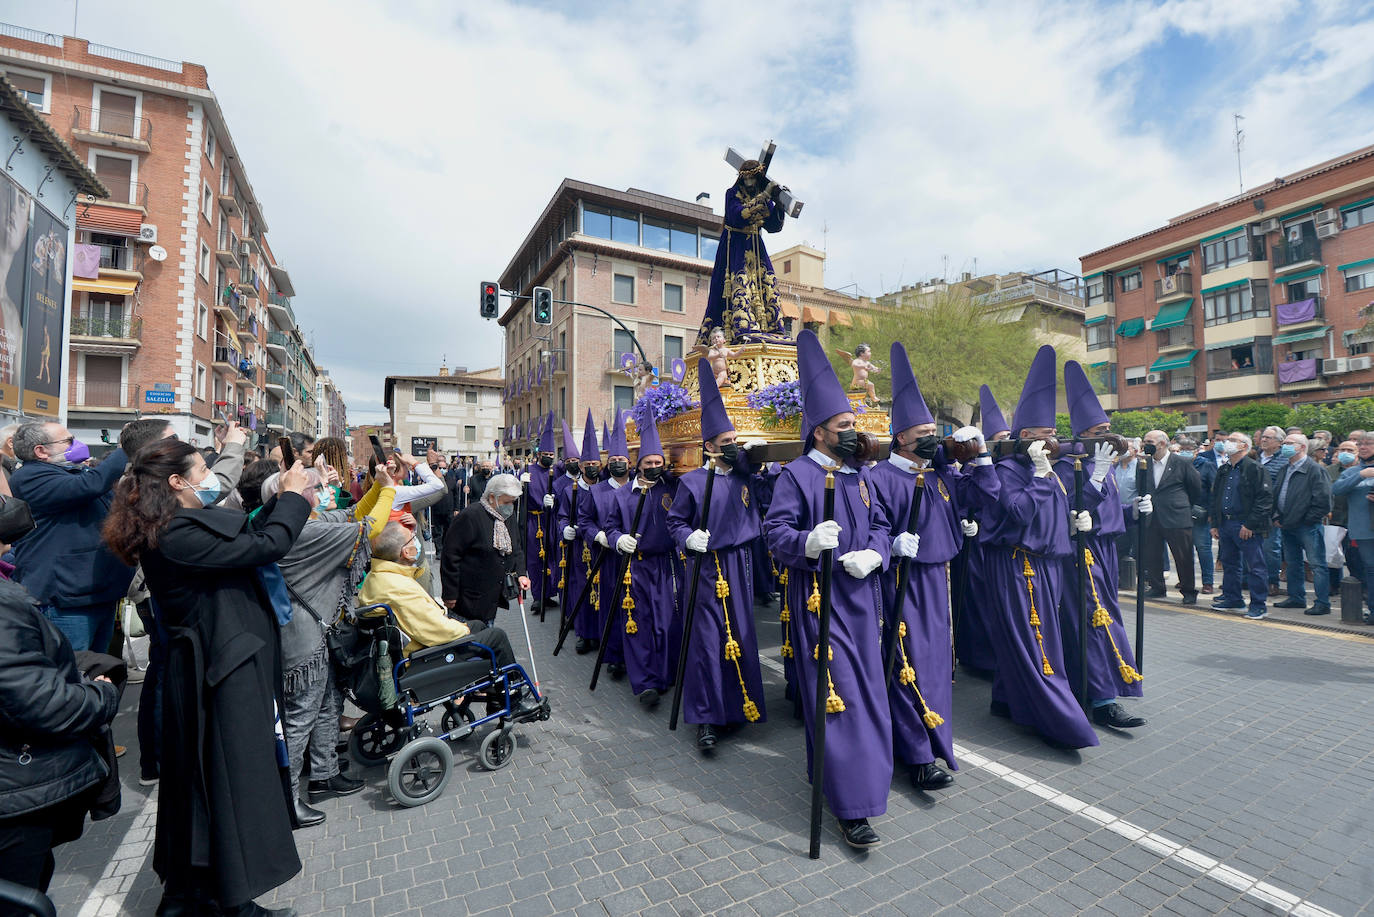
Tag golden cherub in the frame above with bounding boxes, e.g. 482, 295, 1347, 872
690, 328, 740, 388
836, 343, 880, 404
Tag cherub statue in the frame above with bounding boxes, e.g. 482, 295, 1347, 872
690, 328, 740, 389
633, 362, 658, 400
836, 343, 880, 404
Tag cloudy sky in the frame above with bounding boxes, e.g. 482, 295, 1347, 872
8, 0, 1374, 422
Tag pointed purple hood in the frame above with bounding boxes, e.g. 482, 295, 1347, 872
561, 419, 579, 458
1064, 360, 1109, 436
1010, 345, 1058, 436
538, 412, 555, 452
798, 329, 851, 445
637, 409, 663, 464
607, 410, 629, 458
889, 341, 933, 433
697, 357, 734, 442
979, 385, 1008, 437
580, 410, 599, 462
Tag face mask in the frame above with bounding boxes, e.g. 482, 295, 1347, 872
1214, 442, 1226, 455
564, 461, 579, 475
539, 455, 554, 468
608, 460, 628, 478
582, 466, 601, 481
404, 536, 420, 565
1177, 451, 1194, 460
191, 473, 222, 507
641, 465, 663, 482
913, 435, 940, 460
1339, 451, 1357, 465
64, 438, 90, 464
829, 429, 858, 459
1278, 444, 1297, 459
496, 501, 515, 519
718, 443, 739, 465
1221, 441, 1238, 456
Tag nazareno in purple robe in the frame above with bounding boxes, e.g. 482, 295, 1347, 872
577, 478, 626, 665
667, 464, 767, 727
523, 464, 558, 603
763, 455, 894, 820
550, 472, 576, 604
605, 478, 683, 695
1053, 452, 1143, 704
978, 455, 1099, 749
694, 180, 787, 346
557, 477, 596, 641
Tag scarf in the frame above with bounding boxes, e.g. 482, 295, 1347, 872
482, 498, 512, 555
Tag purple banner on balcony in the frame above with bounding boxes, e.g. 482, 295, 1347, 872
1277, 358, 1318, 384
73, 244, 101, 279
1276, 298, 1315, 326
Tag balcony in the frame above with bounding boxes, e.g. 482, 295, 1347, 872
265, 409, 285, 430
235, 267, 261, 296
218, 191, 241, 217
1278, 357, 1322, 391
86, 241, 143, 280
1160, 386, 1197, 405
96, 180, 150, 212
1207, 369, 1277, 401
215, 237, 240, 269
1156, 324, 1195, 354
265, 372, 287, 393
1153, 272, 1194, 302
71, 105, 151, 152
267, 292, 295, 329
235, 310, 257, 342
212, 346, 239, 373
1272, 237, 1322, 274
70, 381, 140, 411
1274, 296, 1323, 331
69, 315, 142, 353
265, 330, 290, 359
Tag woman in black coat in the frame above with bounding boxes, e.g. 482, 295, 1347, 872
0, 579, 119, 902
440, 473, 527, 625
104, 440, 310, 917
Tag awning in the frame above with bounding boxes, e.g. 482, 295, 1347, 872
1201, 278, 1250, 295
829, 310, 852, 327
1338, 257, 1374, 273
1156, 248, 1193, 265
71, 276, 138, 297
1151, 298, 1193, 330
1148, 350, 1198, 372
1116, 317, 1145, 337
1199, 225, 1245, 245
1084, 314, 1108, 326
1089, 361, 1109, 369
802, 305, 827, 323
76, 203, 142, 235
780, 300, 800, 319
1273, 325, 1330, 345
1280, 266, 1325, 283
1340, 196, 1374, 213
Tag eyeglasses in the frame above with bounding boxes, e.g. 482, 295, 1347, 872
44, 436, 73, 448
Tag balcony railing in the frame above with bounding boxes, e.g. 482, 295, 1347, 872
1208, 364, 1266, 381
265, 409, 285, 427
1086, 335, 1115, 352
98, 180, 150, 208
83, 241, 139, 272
70, 315, 142, 339
1157, 324, 1195, 348
1272, 237, 1322, 270
1153, 273, 1194, 300
70, 381, 139, 409
71, 105, 152, 143
266, 371, 287, 388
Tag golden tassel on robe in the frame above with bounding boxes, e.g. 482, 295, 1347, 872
807, 574, 821, 613
825, 672, 845, 713
895, 620, 944, 726
1083, 547, 1142, 684
715, 550, 759, 722
622, 557, 638, 634
1018, 549, 1054, 676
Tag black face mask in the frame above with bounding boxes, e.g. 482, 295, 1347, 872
582, 466, 601, 481
564, 461, 579, 475
914, 435, 940, 460
718, 443, 740, 465
641, 466, 663, 482
829, 429, 858, 459
538, 455, 554, 468
608, 460, 629, 478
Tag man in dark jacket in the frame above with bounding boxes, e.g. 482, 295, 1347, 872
428, 459, 455, 551
9, 422, 131, 652
1210, 432, 1274, 618
0, 579, 120, 899
1328, 439, 1360, 586
441, 473, 527, 625
1272, 433, 1332, 615
1186, 437, 1218, 595
1140, 429, 1203, 604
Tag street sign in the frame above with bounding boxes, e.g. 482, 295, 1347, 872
145, 391, 174, 404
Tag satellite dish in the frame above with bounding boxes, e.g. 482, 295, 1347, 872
148, 245, 168, 262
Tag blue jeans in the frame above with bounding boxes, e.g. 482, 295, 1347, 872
1192, 521, 1214, 588
1358, 540, 1374, 615
1219, 520, 1268, 611
39, 602, 117, 654
1280, 523, 1329, 606
1262, 528, 1282, 588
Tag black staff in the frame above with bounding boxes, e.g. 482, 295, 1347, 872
883, 472, 925, 685
590, 485, 652, 691
667, 459, 718, 729
808, 467, 837, 860
1135, 453, 1148, 672
539, 465, 557, 623
556, 483, 581, 635
1073, 456, 1090, 709
949, 512, 974, 673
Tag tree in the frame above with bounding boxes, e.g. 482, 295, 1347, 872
828, 288, 1061, 426
1326, 398, 1374, 440
1285, 402, 1335, 437
1217, 401, 1291, 435
1108, 410, 1187, 438
1055, 413, 1073, 438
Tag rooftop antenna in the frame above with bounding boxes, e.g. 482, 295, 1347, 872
821, 219, 828, 256
1233, 113, 1245, 194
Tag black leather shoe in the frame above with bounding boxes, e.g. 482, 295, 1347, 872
1144, 588, 1167, 598
1210, 600, 1245, 611
838, 817, 880, 849
1305, 604, 1331, 616
291, 799, 325, 829
607, 663, 626, 680
575, 637, 593, 654
696, 724, 717, 754
1092, 703, 1147, 729
308, 773, 364, 801
1181, 593, 1198, 605
989, 700, 1011, 718
1274, 599, 1307, 609
910, 762, 955, 791
637, 688, 660, 708
543, 597, 559, 608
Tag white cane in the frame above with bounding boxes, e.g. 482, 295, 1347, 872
515, 586, 541, 692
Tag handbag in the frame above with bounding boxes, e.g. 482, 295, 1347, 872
0, 493, 35, 543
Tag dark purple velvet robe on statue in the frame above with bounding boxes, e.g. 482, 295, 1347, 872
763, 455, 894, 820
606, 478, 683, 695
695, 182, 787, 346
1054, 453, 1143, 704
523, 464, 558, 603
667, 464, 767, 727
979, 456, 1099, 749
578, 479, 626, 665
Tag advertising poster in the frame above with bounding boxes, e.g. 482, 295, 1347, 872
21, 202, 67, 416
0, 176, 29, 410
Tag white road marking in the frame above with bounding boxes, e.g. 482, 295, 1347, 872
78, 787, 158, 917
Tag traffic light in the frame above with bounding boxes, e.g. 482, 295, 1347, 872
480, 282, 500, 319
532, 286, 552, 325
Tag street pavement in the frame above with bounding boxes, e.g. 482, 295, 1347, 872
48, 588, 1374, 916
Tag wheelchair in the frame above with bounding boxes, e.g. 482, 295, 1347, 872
337, 603, 551, 807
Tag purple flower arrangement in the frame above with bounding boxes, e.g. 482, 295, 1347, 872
747, 380, 803, 427
631, 381, 698, 429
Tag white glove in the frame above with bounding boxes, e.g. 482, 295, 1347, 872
616, 534, 638, 555
892, 531, 920, 558
543, 493, 554, 508
685, 529, 710, 553
1028, 440, 1053, 477
1134, 494, 1153, 516
1072, 510, 1093, 532
804, 520, 842, 559
952, 425, 985, 450
839, 548, 883, 579
562, 525, 576, 541
961, 519, 979, 538
595, 530, 608, 548
1091, 442, 1117, 484
520, 472, 531, 484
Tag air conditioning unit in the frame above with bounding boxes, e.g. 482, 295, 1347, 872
240, 243, 253, 259
1256, 218, 1280, 234
1315, 208, 1340, 224
1316, 223, 1341, 239
1144, 318, 1154, 330
1322, 358, 1348, 375
138, 224, 158, 243
1350, 356, 1374, 372
1146, 372, 1162, 384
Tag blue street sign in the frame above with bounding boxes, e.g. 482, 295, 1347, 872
145, 391, 174, 404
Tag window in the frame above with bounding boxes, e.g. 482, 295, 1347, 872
613, 385, 635, 414
1168, 371, 1195, 396
613, 329, 634, 359
199, 242, 212, 280
215, 265, 226, 299
91, 152, 135, 204
1206, 339, 1272, 377
202, 182, 213, 220
582, 203, 611, 239
613, 273, 635, 304
1201, 229, 1253, 272
611, 209, 638, 244
1345, 268, 1374, 293
664, 334, 683, 363
559, 278, 567, 302
1119, 271, 1142, 293
93, 87, 140, 137
1085, 275, 1112, 307
670, 224, 697, 255
1344, 201, 1374, 229
643, 217, 671, 251
1286, 278, 1317, 302
783, 259, 792, 274
465, 390, 478, 404
464, 425, 476, 442
700, 234, 719, 261
1124, 366, 1147, 386
4, 68, 50, 111
1085, 322, 1114, 350
413, 386, 431, 402
195, 363, 207, 400
197, 301, 208, 339
1202, 281, 1269, 327
204, 124, 216, 163
1088, 363, 1116, 394
663, 282, 684, 312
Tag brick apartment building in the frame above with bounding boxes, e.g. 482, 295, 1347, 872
0, 23, 337, 449
1080, 143, 1374, 434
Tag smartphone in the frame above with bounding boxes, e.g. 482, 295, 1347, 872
278, 436, 295, 467
368, 435, 387, 465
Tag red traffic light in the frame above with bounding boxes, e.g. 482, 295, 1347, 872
484, 285, 496, 295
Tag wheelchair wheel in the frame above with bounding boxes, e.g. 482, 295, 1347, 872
479, 726, 516, 771
387, 737, 453, 807
349, 713, 405, 767
441, 701, 476, 742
